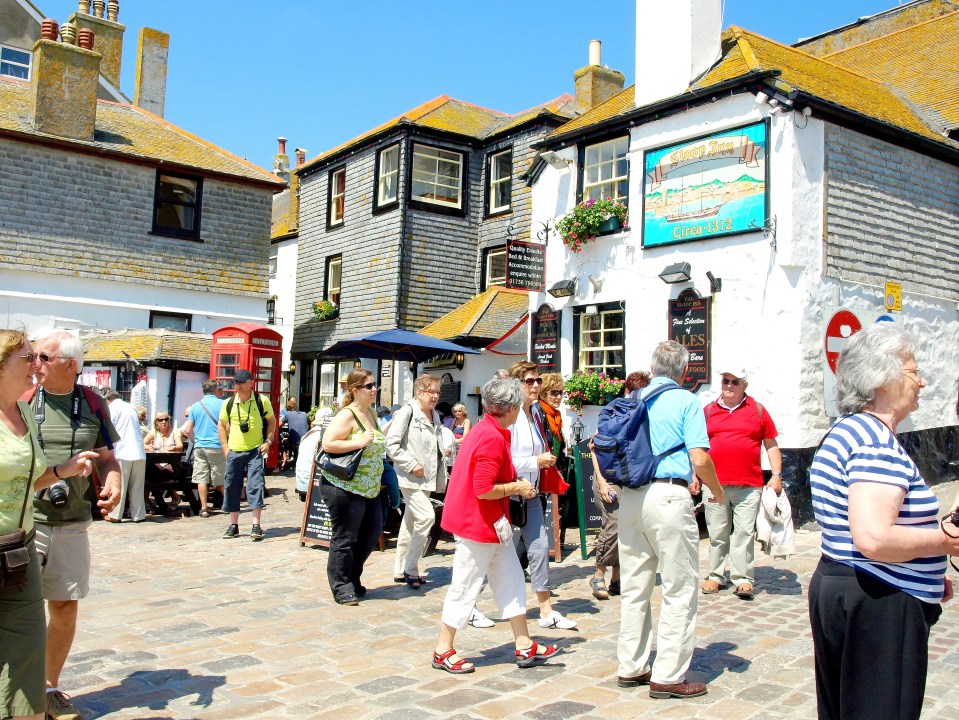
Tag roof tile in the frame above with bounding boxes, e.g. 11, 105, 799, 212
420, 286, 530, 342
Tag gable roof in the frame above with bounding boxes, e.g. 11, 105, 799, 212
546, 24, 958, 155
420, 285, 530, 345
297, 94, 576, 175
0, 76, 283, 187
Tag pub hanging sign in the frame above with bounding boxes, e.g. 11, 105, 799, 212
667, 288, 711, 392
530, 304, 559, 373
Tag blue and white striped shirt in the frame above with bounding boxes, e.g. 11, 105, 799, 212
810, 413, 945, 603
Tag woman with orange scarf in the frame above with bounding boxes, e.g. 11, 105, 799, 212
538, 373, 573, 533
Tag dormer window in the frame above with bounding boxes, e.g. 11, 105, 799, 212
0, 46, 30, 80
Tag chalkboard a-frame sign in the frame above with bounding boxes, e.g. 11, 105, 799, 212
299, 465, 332, 548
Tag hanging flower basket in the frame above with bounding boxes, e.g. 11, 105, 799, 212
563, 370, 625, 412
555, 197, 628, 253
312, 300, 339, 322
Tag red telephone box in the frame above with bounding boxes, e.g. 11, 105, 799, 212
211, 323, 283, 470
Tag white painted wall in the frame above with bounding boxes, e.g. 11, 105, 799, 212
269, 236, 298, 384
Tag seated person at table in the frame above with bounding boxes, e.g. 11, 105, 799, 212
144, 412, 184, 509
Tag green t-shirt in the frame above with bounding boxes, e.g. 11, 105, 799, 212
31, 387, 120, 526
0, 401, 47, 535
219, 394, 274, 452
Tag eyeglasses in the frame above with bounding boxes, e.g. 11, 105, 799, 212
721, 378, 743, 386
523, 377, 543, 386
15, 353, 39, 362
547, 390, 563, 397
420, 388, 440, 396
902, 368, 923, 382
358, 382, 376, 391
37, 353, 62, 363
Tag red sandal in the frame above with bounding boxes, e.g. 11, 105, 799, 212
431, 648, 475, 674
515, 641, 560, 668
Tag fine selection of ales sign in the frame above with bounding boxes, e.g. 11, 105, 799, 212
531, 304, 558, 373
668, 288, 711, 392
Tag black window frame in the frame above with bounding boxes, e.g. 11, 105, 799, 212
324, 254, 342, 305
406, 141, 468, 217
484, 147, 513, 218
480, 245, 507, 291
327, 165, 346, 229
151, 170, 203, 240
266, 296, 277, 325
149, 310, 192, 331
572, 301, 626, 379
373, 142, 401, 212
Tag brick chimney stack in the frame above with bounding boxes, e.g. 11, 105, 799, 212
70, 0, 124, 88
574, 40, 625, 114
133, 27, 170, 117
273, 137, 290, 183
30, 21, 102, 141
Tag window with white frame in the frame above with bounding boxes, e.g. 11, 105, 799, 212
577, 307, 625, 376
483, 246, 506, 288
328, 167, 345, 226
325, 255, 342, 305
487, 149, 512, 214
411, 143, 464, 209
583, 137, 629, 203
0, 46, 30, 80
376, 144, 399, 207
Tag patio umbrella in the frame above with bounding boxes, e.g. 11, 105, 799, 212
323, 328, 480, 364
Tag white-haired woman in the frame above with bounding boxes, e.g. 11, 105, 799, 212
432, 378, 559, 673
809, 323, 959, 720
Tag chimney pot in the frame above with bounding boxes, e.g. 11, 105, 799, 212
40, 19, 60, 41
92, 0, 104, 18
77, 28, 95, 50
78, 0, 90, 14
107, 0, 118, 22
589, 39, 601, 66
60, 22, 77, 45
278, 137, 287, 154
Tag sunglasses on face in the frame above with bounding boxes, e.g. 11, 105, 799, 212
721, 378, 743, 386
15, 352, 39, 362
357, 382, 376, 391
156, 418, 170, 423
547, 390, 563, 397
523, 377, 543, 386
37, 353, 62, 362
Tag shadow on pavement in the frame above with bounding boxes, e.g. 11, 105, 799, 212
756, 565, 802, 595
690, 641, 750, 681
75, 668, 225, 719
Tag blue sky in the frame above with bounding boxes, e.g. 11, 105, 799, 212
50, 0, 902, 171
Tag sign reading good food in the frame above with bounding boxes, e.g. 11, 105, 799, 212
530, 304, 559, 373
668, 288, 711, 392
506, 240, 546, 291
642, 121, 768, 248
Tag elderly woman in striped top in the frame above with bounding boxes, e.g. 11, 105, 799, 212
809, 323, 959, 720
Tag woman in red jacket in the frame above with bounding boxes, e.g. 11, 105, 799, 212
432, 378, 561, 673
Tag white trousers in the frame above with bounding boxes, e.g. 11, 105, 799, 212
441, 536, 526, 630
393, 487, 435, 577
108, 458, 146, 522
702, 484, 762, 586
617, 481, 699, 684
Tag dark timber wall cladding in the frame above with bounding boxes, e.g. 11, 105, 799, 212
823, 124, 959, 301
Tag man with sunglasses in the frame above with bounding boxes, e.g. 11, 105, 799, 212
29, 330, 122, 720
694, 367, 782, 601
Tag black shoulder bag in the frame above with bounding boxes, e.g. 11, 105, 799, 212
316, 408, 367, 482
0, 432, 36, 590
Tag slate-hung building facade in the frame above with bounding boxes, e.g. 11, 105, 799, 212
289, 94, 585, 410
529, 0, 959, 520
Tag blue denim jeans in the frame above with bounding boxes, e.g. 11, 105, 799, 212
223, 449, 265, 512
380, 462, 400, 522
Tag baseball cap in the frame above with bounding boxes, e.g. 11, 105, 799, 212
233, 369, 254, 384
718, 367, 747, 380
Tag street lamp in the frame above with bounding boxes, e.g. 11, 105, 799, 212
571, 417, 585, 445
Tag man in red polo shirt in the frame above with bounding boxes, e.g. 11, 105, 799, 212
693, 367, 782, 600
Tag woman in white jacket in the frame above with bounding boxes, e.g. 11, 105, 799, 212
386, 374, 448, 589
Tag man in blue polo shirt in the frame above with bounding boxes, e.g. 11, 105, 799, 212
615, 341, 724, 700
181, 379, 225, 517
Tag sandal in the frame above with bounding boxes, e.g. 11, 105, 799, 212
608, 579, 620, 596
701, 579, 723, 595
432, 648, 475, 674
590, 576, 609, 600
734, 583, 755, 600
199, 509, 211, 518
515, 641, 560, 668
405, 572, 422, 590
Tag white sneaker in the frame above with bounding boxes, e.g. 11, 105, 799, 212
538, 610, 577, 630
468, 607, 495, 628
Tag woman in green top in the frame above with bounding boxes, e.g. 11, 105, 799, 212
0, 330, 97, 720
319, 368, 386, 606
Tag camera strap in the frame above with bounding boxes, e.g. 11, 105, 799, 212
33, 385, 82, 455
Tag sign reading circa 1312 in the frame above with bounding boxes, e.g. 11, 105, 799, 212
667, 288, 711, 392
506, 240, 546, 291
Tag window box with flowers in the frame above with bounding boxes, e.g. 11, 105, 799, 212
555, 197, 629, 253
312, 300, 339, 322
563, 370, 625, 412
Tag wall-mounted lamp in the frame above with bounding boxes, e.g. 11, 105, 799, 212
587, 274, 603, 293
584, 305, 598, 316
540, 150, 571, 170
755, 91, 769, 105
547, 279, 577, 298
658, 261, 692, 284
288, 361, 297, 375
706, 271, 722, 294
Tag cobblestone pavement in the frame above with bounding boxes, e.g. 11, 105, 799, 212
63, 474, 959, 719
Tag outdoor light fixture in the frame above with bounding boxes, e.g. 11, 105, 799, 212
706, 271, 722, 294
658, 262, 692, 284
288, 361, 297, 375
588, 274, 603, 293
547, 279, 577, 298
571, 417, 585, 444
540, 150, 571, 170
584, 305, 598, 316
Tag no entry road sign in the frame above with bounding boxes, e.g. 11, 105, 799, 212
824, 309, 862, 374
